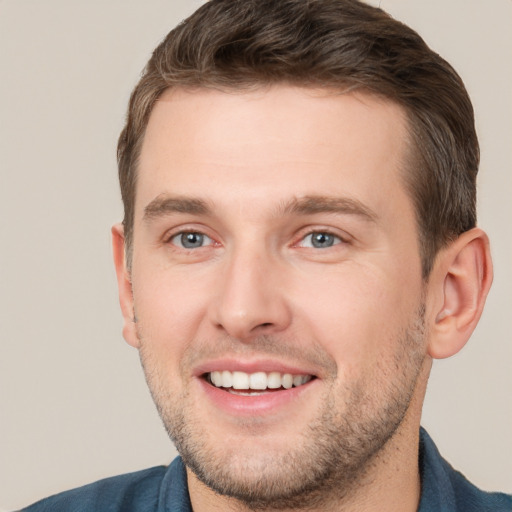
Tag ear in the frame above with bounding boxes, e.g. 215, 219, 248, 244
427, 228, 493, 359
112, 223, 140, 348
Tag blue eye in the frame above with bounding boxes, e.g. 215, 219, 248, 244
171, 232, 212, 249
302, 232, 341, 249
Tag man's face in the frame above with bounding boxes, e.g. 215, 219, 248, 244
119, 86, 428, 507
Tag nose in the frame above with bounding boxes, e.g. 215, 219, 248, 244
209, 246, 292, 341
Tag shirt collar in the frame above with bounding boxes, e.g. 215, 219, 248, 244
417, 427, 457, 511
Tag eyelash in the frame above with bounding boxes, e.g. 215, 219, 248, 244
296, 231, 344, 249
165, 228, 348, 251
167, 230, 216, 250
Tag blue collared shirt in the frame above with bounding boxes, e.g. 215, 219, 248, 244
20, 429, 512, 511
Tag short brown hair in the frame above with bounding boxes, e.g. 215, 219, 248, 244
118, 0, 478, 277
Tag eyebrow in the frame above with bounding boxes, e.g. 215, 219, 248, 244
142, 193, 378, 223
143, 195, 211, 222
281, 195, 378, 222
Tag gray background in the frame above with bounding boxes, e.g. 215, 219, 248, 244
1, 1, 511, 509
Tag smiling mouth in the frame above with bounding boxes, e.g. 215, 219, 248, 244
205, 370, 315, 395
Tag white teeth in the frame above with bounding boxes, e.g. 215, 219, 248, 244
267, 372, 282, 389
211, 371, 222, 387
293, 375, 303, 387
282, 374, 293, 389
249, 372, 268, 390
221, 370, 233, 388
293, 375, 310, 387
208, 370, 312, 391
232, 371, 250, 390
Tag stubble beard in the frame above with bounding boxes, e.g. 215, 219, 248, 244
138, 308, 427, 511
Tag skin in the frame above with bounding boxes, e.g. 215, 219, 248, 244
112, 86, 493, 511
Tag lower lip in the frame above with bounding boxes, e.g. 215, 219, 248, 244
198, 378, 317, 416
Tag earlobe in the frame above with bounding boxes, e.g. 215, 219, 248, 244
427, 228, 493, 359
112, 224, 140, 349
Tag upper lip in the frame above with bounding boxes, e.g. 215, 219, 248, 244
193, 358, 319, 378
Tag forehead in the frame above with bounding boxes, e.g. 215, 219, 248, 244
136, 85, 412, 223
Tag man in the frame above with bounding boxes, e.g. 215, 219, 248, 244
20, 0, 512, 511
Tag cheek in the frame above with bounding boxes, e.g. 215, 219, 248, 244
293, 265, 419, 372
131, 265, 213, 352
